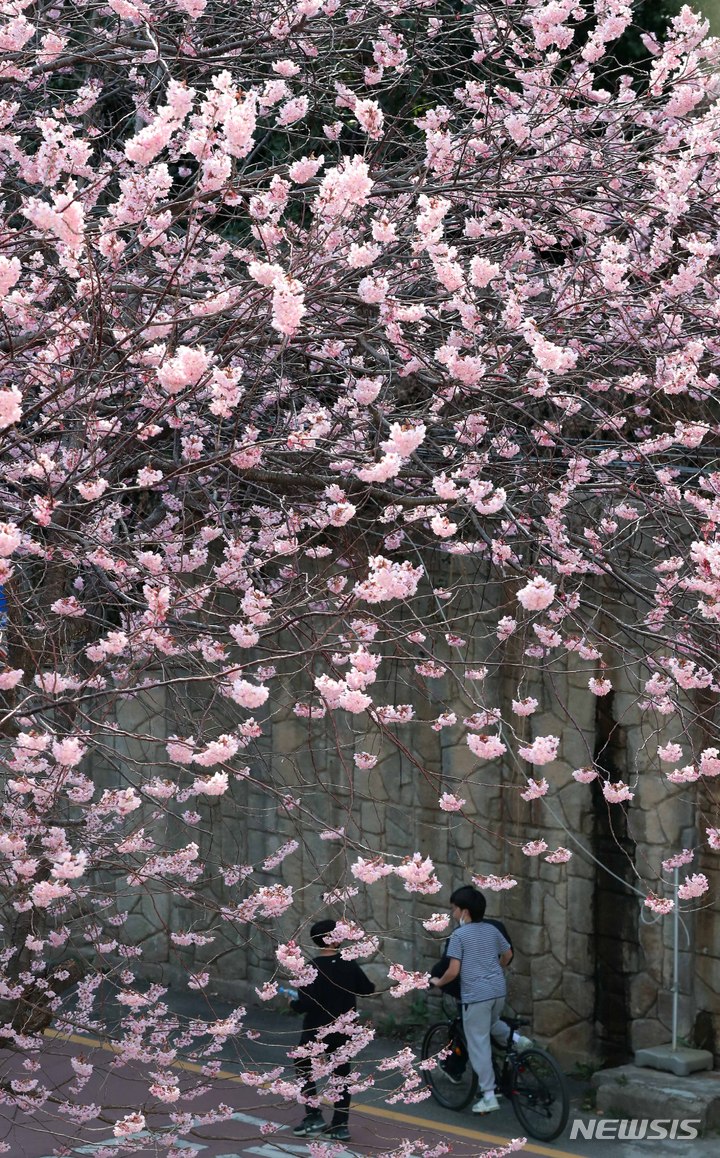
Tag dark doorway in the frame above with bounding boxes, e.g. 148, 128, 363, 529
591, 692, 639, 1064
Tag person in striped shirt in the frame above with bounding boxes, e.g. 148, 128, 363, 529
429, 885, 523, 1115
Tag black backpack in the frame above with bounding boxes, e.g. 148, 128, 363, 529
429, 919, 513, 1001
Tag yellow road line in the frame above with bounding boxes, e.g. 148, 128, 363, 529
352, 1103, 584, 1158
44, 1029, 584, 1158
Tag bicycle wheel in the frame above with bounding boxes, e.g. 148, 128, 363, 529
509, 1048, 570, 1141
421, 1022, 477, 1110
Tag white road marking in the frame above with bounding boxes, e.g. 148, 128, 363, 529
245, 1146, 358, 1158
245, 1144, 320, 1156
36, 1111, 348, 1158
67, 1140, 205, 1156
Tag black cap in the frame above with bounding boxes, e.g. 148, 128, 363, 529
310, 919, 337, 947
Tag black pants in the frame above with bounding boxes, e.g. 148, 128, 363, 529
295, 1030, 351, 1127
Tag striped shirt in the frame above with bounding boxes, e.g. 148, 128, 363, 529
446, 920, 510, 1004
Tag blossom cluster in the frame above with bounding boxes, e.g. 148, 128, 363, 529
1, 0, 720, 1147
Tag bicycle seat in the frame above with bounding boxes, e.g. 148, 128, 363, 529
503, 1016, 531, 1031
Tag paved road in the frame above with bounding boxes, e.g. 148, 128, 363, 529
2, 1003, 716, 1158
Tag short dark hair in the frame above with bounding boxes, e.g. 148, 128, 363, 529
450, 886, 486, 922
310, 919, 337, 947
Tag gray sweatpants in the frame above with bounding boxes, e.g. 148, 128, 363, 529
463, 996, 506, 1097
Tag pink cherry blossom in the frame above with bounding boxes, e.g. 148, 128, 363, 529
666, 765, 700, 785
472, 874, 517, 891
319, 827, 345, 842
382, 422, 427, 457
288, 155, 324, 184
432, 711, 457, 730
522, 840, 548, 856
545, 847, 573, 864
148, 1080, 181, 1102
51, 738, 86, 767
351, 856, 394, 884
339, 687, 372, 713
644, 894, 674, 916
1, 4, 720, 1141
438, 793, 465, 812
699, 748, 720, 777
497, 617, 517, 640
271, 276, 307, 336
113, 1112, 146, 1137
0, 255, 21, 296
355, 453, 402, 483
505, 112, 530, 145
23, 182, 85, 252
422, 914, 450, 932
512, 697, 538, 716
520, 778, 549, 801
187, 970, 210, 990
518, 736, 559, 766
273, 59, 301, 77
602, 781, 635, 804
51, 850, 88, 880
354, 557, 423, 603
0, 522, 22, 556
256, 981, 279, 1001
353, 752, 378, 769
316, 156, 373, 219
572, 767, 599, 783
276, 96, 309, 127
192, 771, 229, 796
517, 577, 556, 612
224, 91, 257, 158
50, 596, 86, 617
107, 0, 148, 23
662, 849, 694, 873
524, 326, 578, 375
395, 853, 442, 894
354, 98, 384, 139
352, 376, 383, 404
30, 880, 72, 908
0, 386, 22, 429
677, 873, 709, 901
276, 941, 317, 986
167, 737, 196, 764
388, 964, 431, 996
157, 347, 210, 395
467, 733, 507, 760
358, 274, 389, 304
470, 257, 501, 288
227, 679, 270, 709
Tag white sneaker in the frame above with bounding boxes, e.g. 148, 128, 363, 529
472, 1093, 499, 1114
512, 1034, 533, 1050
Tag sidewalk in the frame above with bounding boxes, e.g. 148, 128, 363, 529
47, 984, 719, 1157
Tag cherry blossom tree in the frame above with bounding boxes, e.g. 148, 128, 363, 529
1, 0, 720, 1151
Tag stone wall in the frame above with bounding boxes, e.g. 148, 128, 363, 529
95, 590, 719, 1070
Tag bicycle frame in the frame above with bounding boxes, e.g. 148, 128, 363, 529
492, 1036, 519, 1096
421, 1001, 570, 1142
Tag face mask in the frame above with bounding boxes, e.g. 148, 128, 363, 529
458, 915, 467, 926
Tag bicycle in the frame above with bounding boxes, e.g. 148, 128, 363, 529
421, 1001, 570, 1142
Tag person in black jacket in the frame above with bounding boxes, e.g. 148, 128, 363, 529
291, 919, 375, 1142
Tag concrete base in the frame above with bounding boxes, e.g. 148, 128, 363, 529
634, 1044, 714, 1076
593, 1064, 720, 1132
